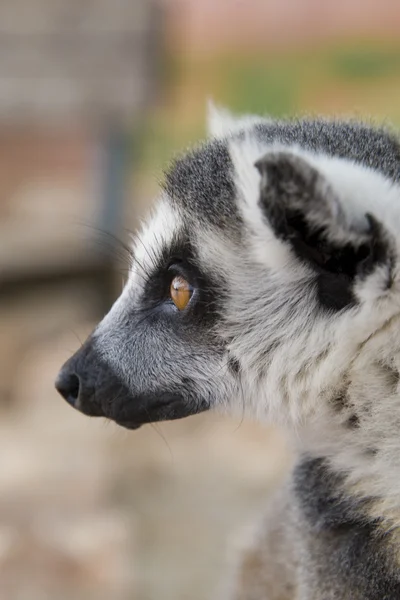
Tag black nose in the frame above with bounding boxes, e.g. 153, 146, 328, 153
55, 341, 107, 417
55, 369, 81, 407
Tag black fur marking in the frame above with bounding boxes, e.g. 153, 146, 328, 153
347, 413, 360, 429
331, 388, 360, 428
331, 387, 351, 413
365, 447, 379, 457
316, 272, 355, 311
228, 355, 241, 375
294, 457, 400, 599
294, 457, 366, 529
376, 361, 400, 393
386, 366, 400, 390
358, 214, 396, 282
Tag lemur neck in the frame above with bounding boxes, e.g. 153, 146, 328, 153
293, 457, 400, 586
299, 349, 400, 549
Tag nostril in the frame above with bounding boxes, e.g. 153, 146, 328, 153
55, 371, 81, 406
67, 374, 80, 403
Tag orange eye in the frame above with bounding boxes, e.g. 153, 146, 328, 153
170, 275, 193, 310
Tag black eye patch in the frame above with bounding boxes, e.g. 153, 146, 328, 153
136, 233, 224, 328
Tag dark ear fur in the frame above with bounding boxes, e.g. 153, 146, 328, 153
255, 152, 393, 311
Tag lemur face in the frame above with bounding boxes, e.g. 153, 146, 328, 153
56, 110, 400, 432
55, 190, 237, 429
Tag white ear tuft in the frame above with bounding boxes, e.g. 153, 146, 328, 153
206, 100, 267, 139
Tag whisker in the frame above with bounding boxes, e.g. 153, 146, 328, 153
147, 420, 175, 464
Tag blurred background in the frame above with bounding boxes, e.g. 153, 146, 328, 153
0, 1, 399, 598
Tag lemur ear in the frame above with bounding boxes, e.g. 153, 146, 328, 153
255, 152, 393, 310
206, 101, 234, 138
206, 100, 266, 139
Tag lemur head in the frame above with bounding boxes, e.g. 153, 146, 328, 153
56, 108, 400, 467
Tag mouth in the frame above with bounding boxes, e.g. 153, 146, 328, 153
109, 394, 209, 429
56, 347, 211, 429
113, 420, 143, 430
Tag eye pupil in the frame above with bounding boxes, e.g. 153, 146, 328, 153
170, 275, 193, 310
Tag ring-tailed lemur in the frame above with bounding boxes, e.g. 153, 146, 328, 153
56, 105, 400, 599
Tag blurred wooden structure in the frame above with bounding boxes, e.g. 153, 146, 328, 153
0, 0, 162, 310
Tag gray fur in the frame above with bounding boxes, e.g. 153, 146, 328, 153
238, 459, 400, 600
164, 139, 240, 232
253, 118, 400, 181
56, 110, 400, 599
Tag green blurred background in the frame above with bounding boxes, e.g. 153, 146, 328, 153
137, 39, 400, 197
